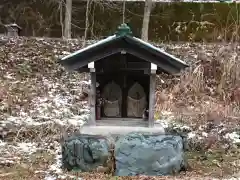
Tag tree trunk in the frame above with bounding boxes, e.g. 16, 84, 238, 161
83, 0, 90, 47
64, 0, 72, 39
141, 0, 153, 41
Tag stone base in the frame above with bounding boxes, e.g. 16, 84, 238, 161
80, 125, 165, 139
62, 134, 113, 172
62, 131, 187, 176
115, 133, 187, 176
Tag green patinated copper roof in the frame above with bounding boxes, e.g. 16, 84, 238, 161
115, 23, 132, 37
59, 23, 188, 74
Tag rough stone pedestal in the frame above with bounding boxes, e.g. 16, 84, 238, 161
61, 134, 113, 172
115, 132, 187, 176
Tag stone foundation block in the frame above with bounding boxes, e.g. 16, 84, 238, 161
62, 134, 113, 172
115, 132, 187, 176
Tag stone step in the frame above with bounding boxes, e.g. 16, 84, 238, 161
96, 119, 148, 127
80, 125, 165, 137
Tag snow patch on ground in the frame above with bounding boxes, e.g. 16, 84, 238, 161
155, 111, 239, 145
1, 77, 90, 141
44, 175, 57, 180
46, 144, 83, 179
225, 132, 240, 144
187, 132, 196, 139
0, 142, 39, 166
17, 142, 38, 154
0, 77, 90, 178
49, 146, 62, 174
0, 140, 7, 146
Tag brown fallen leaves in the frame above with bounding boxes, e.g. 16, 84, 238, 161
0, 37, 240, 180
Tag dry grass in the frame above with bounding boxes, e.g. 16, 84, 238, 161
1, 148, 239, 180
0, 151, 55, 180
155, 45, 240, 127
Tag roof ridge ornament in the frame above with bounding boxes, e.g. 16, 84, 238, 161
115, 23, 132, 37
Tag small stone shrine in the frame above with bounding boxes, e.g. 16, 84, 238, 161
4, 23, 22, 37
59, 24, 189, 176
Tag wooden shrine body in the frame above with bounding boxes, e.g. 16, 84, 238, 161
59, 24, 188, 128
